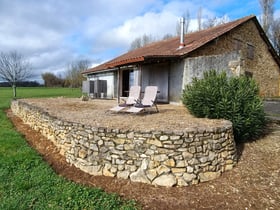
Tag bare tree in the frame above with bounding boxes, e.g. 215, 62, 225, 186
0, 51, 32, 98
41, 72, 64, 87
272, 18, 280, 55
202, 16, 217, 29
129, 34, 154, 51
185, 10, 191, 34
129, 37, 142, 50
162, 33, 174, 40
65, 59, 90, 88
142, 34, 153, 46
202, 15, 229, 29
259, 0, 275, 39
197, 7, 203, 31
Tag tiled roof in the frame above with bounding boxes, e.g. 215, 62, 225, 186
83, 15, 270, 74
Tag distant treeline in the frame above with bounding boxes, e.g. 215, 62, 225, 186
0, 81, 41, 87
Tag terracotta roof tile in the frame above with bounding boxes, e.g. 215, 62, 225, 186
84, 15, 256, 74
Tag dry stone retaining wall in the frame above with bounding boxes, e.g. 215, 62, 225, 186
11, 100, 237, 187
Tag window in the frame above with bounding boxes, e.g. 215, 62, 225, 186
234, 38, 242, 51
247, 43, 255, 59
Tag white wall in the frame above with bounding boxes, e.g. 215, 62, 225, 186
89, 72, 114, 98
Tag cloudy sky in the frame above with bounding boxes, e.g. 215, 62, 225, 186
1, 0, 280, 82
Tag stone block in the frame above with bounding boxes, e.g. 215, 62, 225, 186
183, 173, 196, 182
130, 169, 151, 184
127, 132, 134, 139
186, 166, 194, 173
188, 146, 196, 154
147, 139, 162, 147
170, 135, 180, 140
89, 144, 98, 151
171, 167, 186, 173
163, 144, 179, 149
118, 164, 125, 171
124, 144, 134, 150
78, 149, 87, 159
149, 160, 160, 168
159, 135, 169, 141
145, 149, 155, 156
125, 165, 137, 172
152, 174, 177, 187
156, 165, 170, 175
163, 158, 175, 167
221, 151, 229, 158
173, 139, 184, 145
199, 157, 208, 163
116, 134, 126, 138
177, 177, 188, 186
188, 158, 199, 165
117, 171, 130, 179
176, 160, 186, 167
146, 169, 158, 181
110, 166, 118, 173
116, 159, 126, 165
154, 154, 168, 162
113, 138, 126, 144
103, 164, 115, 177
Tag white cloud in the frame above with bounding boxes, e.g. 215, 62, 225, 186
99, 11, 178, 50
0, 0, 273, 82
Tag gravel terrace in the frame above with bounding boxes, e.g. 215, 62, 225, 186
19, 97, 228, 132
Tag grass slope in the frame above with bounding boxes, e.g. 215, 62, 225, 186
0, 87, 138, 210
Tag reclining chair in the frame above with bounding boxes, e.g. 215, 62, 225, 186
126, 86, 159, 113
109, 85, 141, 112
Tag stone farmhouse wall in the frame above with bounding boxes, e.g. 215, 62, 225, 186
183, 52, 239, 86
11, 100, 237, 187
189, 19, 280, 97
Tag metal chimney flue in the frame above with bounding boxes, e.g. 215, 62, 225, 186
179, 17, 185, 49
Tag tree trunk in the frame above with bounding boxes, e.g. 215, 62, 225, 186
12, 84, 17, 98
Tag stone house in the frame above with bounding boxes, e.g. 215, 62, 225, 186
82, 15, 280, 103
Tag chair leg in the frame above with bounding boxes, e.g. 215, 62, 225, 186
154, 103, 159, 113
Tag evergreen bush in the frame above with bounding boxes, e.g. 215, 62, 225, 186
182, 70, 265, 142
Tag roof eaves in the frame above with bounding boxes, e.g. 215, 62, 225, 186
107, 56, 145, 67
85, 67, 119, 75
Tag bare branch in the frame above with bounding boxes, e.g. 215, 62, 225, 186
0, 51, 32, 85
197, 7, 203, 31
0, 51, 32, 97
259, 0, 275, 39
64, 59, 90, 88
129, 34, 154, 51
272, 18, 280, 55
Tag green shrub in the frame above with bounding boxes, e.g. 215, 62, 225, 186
182, 70, 265, 142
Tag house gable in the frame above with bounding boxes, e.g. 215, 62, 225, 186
188, 18, 280, 97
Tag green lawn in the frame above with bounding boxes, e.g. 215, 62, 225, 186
0, 87, 138, 210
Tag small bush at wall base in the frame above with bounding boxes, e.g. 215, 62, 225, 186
182, 70, 266, 142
